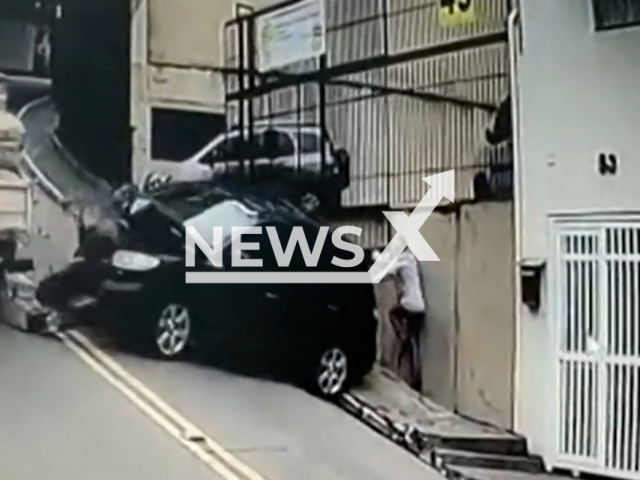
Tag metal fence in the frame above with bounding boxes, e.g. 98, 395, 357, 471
223, 0, 510, 210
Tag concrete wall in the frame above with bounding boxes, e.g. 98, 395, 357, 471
376, 201, 515, 429
514, 0, 640, 459
148, 0, 228, 69
130, 0, 279, 184
0, 20, 36, 72
131, 0, 255, 184
456, 202, 515, 428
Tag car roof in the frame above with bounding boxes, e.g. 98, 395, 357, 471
188, 123, 326, 163
227, 121, 323, 135
140, 180, 320, 227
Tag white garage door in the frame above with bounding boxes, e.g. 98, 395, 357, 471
552, 218, 640, 479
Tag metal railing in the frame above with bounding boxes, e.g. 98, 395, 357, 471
223, 0, 511, 210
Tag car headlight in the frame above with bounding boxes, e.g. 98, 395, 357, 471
112, 250, 160, 271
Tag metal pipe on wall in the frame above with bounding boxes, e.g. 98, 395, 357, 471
507, 7, 524, 433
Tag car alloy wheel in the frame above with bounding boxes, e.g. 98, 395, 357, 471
155, 303, 192, 359
316, 347, 348, 397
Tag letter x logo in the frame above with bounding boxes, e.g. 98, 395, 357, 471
369, 170, 455, 283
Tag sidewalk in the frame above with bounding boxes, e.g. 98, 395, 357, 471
340, 366, 550, 478
14, 96, 560, 480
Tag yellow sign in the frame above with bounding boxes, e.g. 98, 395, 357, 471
439, 0, 476, 26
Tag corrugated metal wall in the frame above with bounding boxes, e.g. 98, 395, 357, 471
326, 215, 390, 250
224, 0, 510, 210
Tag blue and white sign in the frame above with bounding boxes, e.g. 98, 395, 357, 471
256, 0, 326, 72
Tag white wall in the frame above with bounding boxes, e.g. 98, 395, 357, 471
130, 0, 231, 184
515, 0, 640, 459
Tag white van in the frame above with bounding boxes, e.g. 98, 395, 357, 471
142, 122, 350, 207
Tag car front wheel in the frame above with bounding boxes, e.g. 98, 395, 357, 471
314, 346, 349, 398
153, 303, 193, 360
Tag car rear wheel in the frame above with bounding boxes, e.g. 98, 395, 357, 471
153, 303, 192, 360
314, 346, 349, 398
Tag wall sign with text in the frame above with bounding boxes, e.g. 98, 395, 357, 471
439, 0, 476, 26
256, 0, 326, 72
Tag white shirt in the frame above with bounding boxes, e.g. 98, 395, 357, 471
385, 251, 425, 313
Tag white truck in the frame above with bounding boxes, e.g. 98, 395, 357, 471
0, 109, 31, 262
0, 109, 41, 332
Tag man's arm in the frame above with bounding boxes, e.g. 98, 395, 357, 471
372, 249, 401, 281
381, 258, 402, 282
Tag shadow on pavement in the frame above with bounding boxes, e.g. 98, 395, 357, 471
75, 319, 297, 390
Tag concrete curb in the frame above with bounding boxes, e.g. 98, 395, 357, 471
338, 388, 479, 480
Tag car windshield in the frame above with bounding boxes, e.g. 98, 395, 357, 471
125, 195, 261, 253
191, 125, 331, 163
182, 199, 259, 245
299, 132, 321, 153
124, 200, 185, 253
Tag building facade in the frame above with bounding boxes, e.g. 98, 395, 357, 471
130, 0, 269, 185
130, 0, 519, 431
130, 0, 510, 210
512, 0, 640, 477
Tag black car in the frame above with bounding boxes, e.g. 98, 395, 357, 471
96, 182, 377, 397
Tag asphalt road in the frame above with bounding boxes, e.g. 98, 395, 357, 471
1, 189, 220, 480
105, 348, 436, 480
0, 324, 222, 480
4, 187, 441, 480
1, 78, 446, 480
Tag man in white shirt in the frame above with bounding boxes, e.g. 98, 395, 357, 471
374, 247, 426, 391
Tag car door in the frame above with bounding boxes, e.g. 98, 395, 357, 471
122, 205, 235, 346
236, 222, 290, 357
183, 244, 243, 348
256, 129, 296, 173
264, 221, 336, 360
205, 132, 263, 179
297, 129, 326, 175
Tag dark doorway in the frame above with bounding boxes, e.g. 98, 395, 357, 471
51, 0, 131, 186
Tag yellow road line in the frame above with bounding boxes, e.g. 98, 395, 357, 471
60, 330, 267, 480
